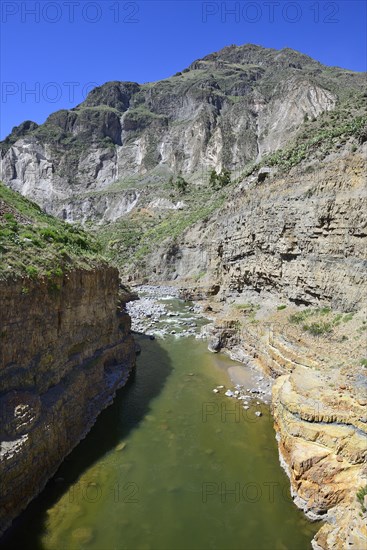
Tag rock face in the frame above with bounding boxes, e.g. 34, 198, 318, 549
273, 365, 367, 549
1, 44, 364, 222
0, 266, 135, 535
145, 147, 367, 312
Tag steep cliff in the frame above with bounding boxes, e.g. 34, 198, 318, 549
0, 185, 136, 534
139, 144, 367, 312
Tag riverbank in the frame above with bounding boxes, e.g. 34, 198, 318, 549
128, 285, 274, 406
177, 285, 367, 550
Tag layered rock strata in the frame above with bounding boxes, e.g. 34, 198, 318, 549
0, 266, 135, 534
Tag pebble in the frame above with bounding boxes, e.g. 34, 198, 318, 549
255, 411, 262, 417
213, 388, 219, 393
127, 286, 202, 339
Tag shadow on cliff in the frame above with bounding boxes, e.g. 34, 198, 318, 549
1, 334, 173, 550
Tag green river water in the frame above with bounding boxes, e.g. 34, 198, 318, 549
2, 299, 320, 550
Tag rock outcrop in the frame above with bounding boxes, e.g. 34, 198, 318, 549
196, 301, 367, 549
145, 146, 367, 312
273, 364, 367, 549
0, 267, 135, 535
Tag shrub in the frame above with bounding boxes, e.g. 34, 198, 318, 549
289, 310, 312, 324
25, 265, 38, 278
303, 322, 333, 336
169, 174, 189, 194
356, 486, 367, 512
209, 168, 231, 189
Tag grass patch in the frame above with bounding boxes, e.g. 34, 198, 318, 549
288, 307, 353, 337
343, 312, 354, 322
0, 182, 104, 280
98, 185, 226, 272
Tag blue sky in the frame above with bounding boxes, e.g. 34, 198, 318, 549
1, 0, 366, 139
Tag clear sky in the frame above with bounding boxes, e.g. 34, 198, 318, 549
1, 0, 366, 139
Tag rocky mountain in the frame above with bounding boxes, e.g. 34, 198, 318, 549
0, 44, 365, 222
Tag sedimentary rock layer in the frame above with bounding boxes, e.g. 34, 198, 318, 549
0, 266, 135, 534
148, 147, 367, 313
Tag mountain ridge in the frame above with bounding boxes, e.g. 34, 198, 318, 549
0, 43, 365, 224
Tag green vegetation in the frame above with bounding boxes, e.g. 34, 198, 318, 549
209, 168, 231, 190
134, 196, 224, 261
193, 271, 206, 282
0, 182, 103, 280
232, 303, 260, 323
277, 304, 287, 310
343, 312, 354, 322
302, 321, 333, 336
98, 179, 227, 271
169, 174, 189, 194
123, 105, 168, 134
240, 94, 367, 178
288, 307, 357, 337
289, 309, 314, 324
356, 486, 367, 512
360, 359, 367, 368
233, 303, 258, 311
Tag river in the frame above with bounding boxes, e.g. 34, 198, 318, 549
2, 292, 319, 550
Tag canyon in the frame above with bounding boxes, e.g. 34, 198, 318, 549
1, 44, 366, 549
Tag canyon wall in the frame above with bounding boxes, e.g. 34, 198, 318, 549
0, 266, 136, 534
147, 146, 367, 312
